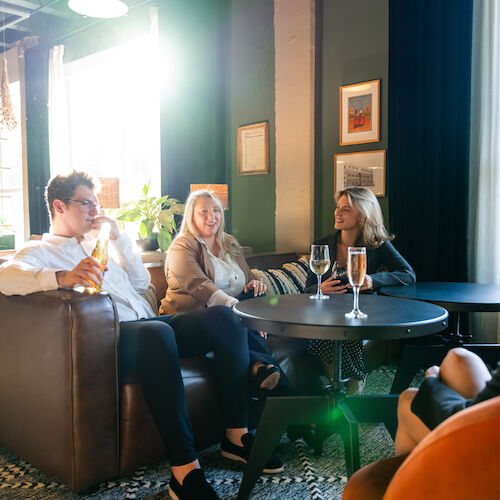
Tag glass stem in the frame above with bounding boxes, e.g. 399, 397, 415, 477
317, 274, 322, 297
353, 286, 360, 312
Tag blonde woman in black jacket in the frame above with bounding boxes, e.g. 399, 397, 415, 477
304, 187, 416, 394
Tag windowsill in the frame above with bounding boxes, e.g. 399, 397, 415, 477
141, 250, 166, 268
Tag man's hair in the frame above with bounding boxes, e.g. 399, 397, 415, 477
45, 171, 96, 220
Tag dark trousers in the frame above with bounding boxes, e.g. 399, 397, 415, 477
237, 289, 295, 396
119, 305, 250, 466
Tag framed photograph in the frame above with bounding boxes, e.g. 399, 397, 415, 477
334, 150, 386, 197
339, 79, 380, 145
237, 121, 269, 175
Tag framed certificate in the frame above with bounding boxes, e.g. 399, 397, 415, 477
237, 121, 269, 175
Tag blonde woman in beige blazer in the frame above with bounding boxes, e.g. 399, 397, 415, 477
161, 189, 290, 394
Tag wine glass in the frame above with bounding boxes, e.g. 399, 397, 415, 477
332, 261, 348, 286
309, 244, 331, 300
345, 247, 368, 319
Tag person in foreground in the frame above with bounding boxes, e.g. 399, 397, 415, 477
394, 347, 500, 455
304, 186, 416, 395
160, 189, 288, 393
0, 172, 282, 500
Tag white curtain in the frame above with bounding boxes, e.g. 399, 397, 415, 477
469, 0, 500, 341
48, 45, 70, 175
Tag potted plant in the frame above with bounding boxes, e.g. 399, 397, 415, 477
0, 218, 15, 250
116, 182, 184, 252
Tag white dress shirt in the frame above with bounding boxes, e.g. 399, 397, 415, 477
0, 232, 155, 322
196, 238, 246, 308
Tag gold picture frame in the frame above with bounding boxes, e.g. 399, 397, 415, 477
334, 150, 386, 197
339, 79, 380, 145
237, 121, 269, 175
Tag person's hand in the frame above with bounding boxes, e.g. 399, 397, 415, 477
92, 216, 120, 240
258, 331, 268, 339
320, 276, 348, 294
56, 257, 104, 288
347, 274, 373, 291
425, 365, 440, 378
244, 279, 266, 297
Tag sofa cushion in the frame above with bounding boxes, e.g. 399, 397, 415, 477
251, 256, 309, 295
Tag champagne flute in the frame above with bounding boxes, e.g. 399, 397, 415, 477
345, 247, 367, 318
309, 244, 331, 300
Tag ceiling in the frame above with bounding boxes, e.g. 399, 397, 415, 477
0, 0, 150, 53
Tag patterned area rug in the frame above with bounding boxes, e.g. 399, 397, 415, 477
0, 367, 413, 500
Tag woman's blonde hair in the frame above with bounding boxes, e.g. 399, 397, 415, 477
179, 189, 240, 255
337, 186, 394, 249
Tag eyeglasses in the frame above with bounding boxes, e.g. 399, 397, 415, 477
63, 199, 101, 211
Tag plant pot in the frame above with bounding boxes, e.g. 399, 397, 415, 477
136, 237, 159, 252
0, 234, 15, 250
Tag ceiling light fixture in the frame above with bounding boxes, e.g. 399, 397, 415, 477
68, 0, 128, 19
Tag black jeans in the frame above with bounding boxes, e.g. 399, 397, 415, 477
119, 305, 250, 466
237, 289, 295, 395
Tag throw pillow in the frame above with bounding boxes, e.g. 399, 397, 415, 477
251, 256, 309, 295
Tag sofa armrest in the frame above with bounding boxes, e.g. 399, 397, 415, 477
0, 289, 120, 492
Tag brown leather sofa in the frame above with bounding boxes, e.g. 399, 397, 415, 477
0, 252, 313, 492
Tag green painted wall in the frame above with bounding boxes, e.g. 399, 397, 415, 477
228, 0, 276, 253
158, 0, 228, 203
317, 0, 389, 237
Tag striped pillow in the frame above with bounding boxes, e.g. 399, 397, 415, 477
251, 256, 309, 295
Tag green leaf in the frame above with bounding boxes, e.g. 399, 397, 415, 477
162, 198, 179, 207
159, 210, 174, 227
158, 229, 173, 251
139, 220, 149, 238
170, 203, 185, 215
142, 182, 150, 197
116, 208, 142, 221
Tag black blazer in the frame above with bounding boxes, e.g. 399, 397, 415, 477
304, 230, 416, 293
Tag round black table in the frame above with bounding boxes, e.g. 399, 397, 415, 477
235, 293, 448, 341
380, 282, 500, 394
233, 294, 448, 499
380, 282, 500, 313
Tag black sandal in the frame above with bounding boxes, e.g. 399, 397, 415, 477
253, 364, 280, 390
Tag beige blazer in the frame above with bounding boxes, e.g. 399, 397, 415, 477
159, 234, 255, 315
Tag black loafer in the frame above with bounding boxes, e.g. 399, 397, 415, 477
254, 364, 280, 390
168, 469, 219, 500
221, 433, 284, 473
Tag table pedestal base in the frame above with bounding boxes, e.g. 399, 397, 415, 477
237, 394, 399, 500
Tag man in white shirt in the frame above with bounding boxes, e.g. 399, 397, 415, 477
0, 171, 282, 500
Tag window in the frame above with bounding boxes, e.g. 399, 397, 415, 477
61, 33, 161, 203
49, 13, 162, 237
0, 49, 26, 250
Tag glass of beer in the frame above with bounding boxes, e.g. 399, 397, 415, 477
309, 244, 331, 300
86, 223, 109, 294
345, 246, 367, 319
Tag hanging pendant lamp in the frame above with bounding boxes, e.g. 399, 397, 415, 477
68, 0, 128, 19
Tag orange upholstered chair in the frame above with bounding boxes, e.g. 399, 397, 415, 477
343, 395, 500, 500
